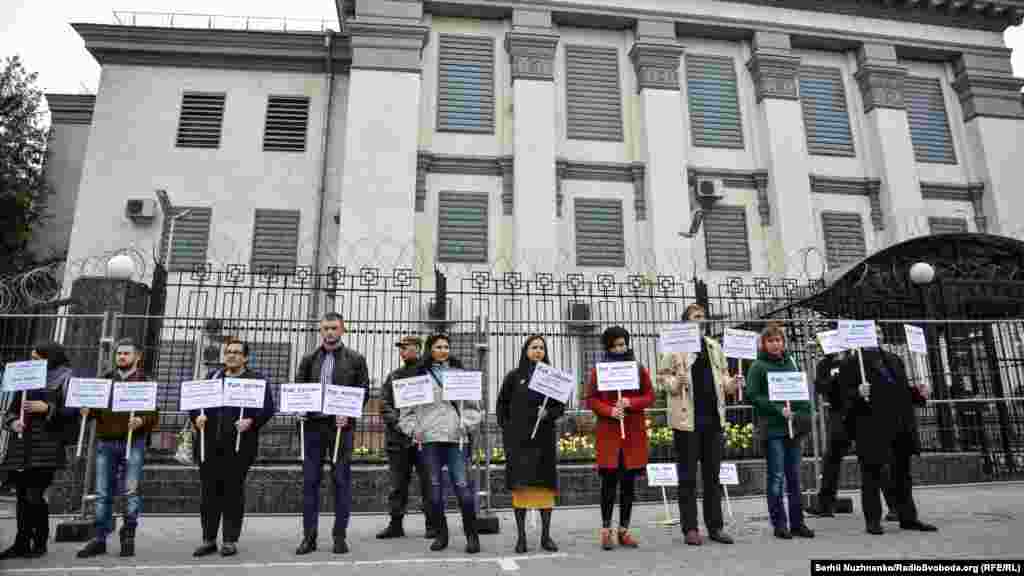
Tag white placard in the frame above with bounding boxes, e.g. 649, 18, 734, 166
723, 328, 759, 360
839, 320, 879, 349
179, 379, 224, 412
596, 361, 640, 392
279, 383, 323, 414
904, 324, 927, 355
659, 323, 702, 354
528, 363, 574, 405
719, 462, 739, 486
2, 360, 48, 392
816, 329, 848, 355
393, 375, 435, 409
645, 463, 679, 487
323, 385, 365, 418
112, 381, 158, 412
65, 378, 112, 409
443, 370, 483, 402
767, 372, 810, 402
222, 378, 266, 409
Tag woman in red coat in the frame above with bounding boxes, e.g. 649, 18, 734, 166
586, 326, 655, 550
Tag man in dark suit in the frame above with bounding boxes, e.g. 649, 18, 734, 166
293, 312, 370, 555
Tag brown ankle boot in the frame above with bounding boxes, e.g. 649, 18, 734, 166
599, 528, 614, 550
617, 528, 638, 548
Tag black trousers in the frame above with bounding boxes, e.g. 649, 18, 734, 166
673, 429, 724, 533
818, 412, 851, 510
859, 452, 918, 527
199, 453, 252, 543
386, 445, 432, 520
11, 468, 55, 542
599, 451, 638, 529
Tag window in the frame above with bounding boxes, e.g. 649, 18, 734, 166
799, 66, 855, 157
163, 207, 212, 272
704, 205, 751, 271
437, 34, 495, 133
821, 211, 867, 269
251, 209, 300, 271
437, 192, 488, 263
905, 76, 956, 164
929, 216, 968, 235
575, 198, 625, 267
175, 93, 226, 149
263, 96, 310, 152
565, 45, 623, 141
686, 54, 743, 149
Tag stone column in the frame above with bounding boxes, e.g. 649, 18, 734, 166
953, 53, 1024, 237
746, 32, 813, 275
629, 20, 688, 276
855, 43, 923, 245
338, 0, 429, 269
505, 9, 559, 273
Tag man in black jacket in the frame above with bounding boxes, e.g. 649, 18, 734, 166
808, 347, 852, 517
376, 335, 436, 540
294, 312, 370, 556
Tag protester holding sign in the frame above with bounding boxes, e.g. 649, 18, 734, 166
744, 323, 815, 540
398, 334, 482, 554
189, 338, 276, 558
0, 342, 76, 560
807, 331, 854, 518
497, 335, 566, 554
376, 335, 436, 541
586, 326, 654, 551
77, 339, 158, 559
838, 326, 936, 536
293, 312, 370, 556
654, 304, 738, 546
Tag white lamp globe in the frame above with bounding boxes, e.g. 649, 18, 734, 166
909, 262, 935, 285
106, 254, 135, 280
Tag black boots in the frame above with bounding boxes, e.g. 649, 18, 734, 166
0, 499, 30, 560
462, 509, 480, 555
295, 529, 317, 555
119, 525, 136, 557
25, 500, 47, 558
540, 509, 558, 552
76, 539, 107, 558
376, 515, 405, 539
333, 529, 349, 555
429, 513, 448, 551
424, 510, 438, 539
514, 509, 528, 553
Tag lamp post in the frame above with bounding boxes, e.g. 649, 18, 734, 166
909, 262, 954, 451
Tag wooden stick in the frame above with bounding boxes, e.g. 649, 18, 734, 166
299, 418, 304, 462
76, 413, 87, 458
17, 391, 24, 439
125, 410, 135, 460
333, 423, 342, 463
786, 401, 793, 439
200, 408, 206, 463
235, 407, 243, 452
530, 396, 549, 440
856, 348, 869, 400
459, 400, 464, 451
723, 484, 734, 523
618, 390, 625, 440
661, 486, 672, 523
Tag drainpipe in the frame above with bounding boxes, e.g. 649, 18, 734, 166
311, 29, 337, 322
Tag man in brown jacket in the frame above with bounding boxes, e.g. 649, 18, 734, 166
77, 338, 159, 558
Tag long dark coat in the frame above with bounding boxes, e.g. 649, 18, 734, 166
839, 349, 923, 466
497, 364, 565, 491
1, 365, 75, 472
188, 367, 276, 465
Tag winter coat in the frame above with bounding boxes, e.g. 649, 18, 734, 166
381, 361, 419, 451
655, 336, 735, 432
398, 358, 482, 445
188, 367, 276, 465
586, 360, 655, 470
1, 366, 75, 472
295, 345, 370, 439
744, 351, 812, 440
89, 368, 160, 442
497, 362, 565, 491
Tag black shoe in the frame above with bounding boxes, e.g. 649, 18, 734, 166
333, 538, 349, 554
119, 526, 136, 557
708, 531, 734, 544
193, 541, 218, 557
462, 510, 480, 555
792, 525, 815, 538
515, 537, 527, 554
424, 526, 439, 539
77, 539, 107, 558
885, 511, 898, 522
807, 506, 835, 518
220, 543, 237, 557
430, 516, 448, 552
377, 519, 405, 539
295, 535, 317, 555
540, 535, 558, 552
773, 527, 792, 539
0, 536, 30, 560
866, 523, 885, 535
900, 520, 938, 532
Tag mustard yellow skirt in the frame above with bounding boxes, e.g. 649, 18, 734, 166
512, 487, 556, 509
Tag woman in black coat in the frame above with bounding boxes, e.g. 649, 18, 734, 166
497, 335, 565, 553
0, 341, 76, 559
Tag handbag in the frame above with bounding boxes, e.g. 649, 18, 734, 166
174, 422, 194, 465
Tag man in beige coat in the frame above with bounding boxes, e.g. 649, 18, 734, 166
656, 304, 739, 546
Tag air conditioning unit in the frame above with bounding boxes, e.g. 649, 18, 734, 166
125, 199, 157, 223
696, 178, 722, 199
568, 302, 591, 321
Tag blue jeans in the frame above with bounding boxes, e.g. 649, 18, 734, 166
95, 438, 146, 540
422, 443, 474, 520
765, 435, 803, 531
302, 428, 352, 536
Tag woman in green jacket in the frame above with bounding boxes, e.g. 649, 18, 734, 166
744, 323, 815, 540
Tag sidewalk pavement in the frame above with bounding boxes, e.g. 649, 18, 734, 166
1, 482, 1022, 575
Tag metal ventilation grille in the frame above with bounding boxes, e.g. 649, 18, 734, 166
251, 209, 300, 270
928, 216, 968, 235
565, 45, 623, 141
437, 34, 495, 133
905, 76, 956, 165
263, 96, 310, 152
704, 205, 751, 271
437, 191, 489, 263
575, 198, 625, 267
799, 66, 855, 157
175, 93, 226, 149
686, 54, 743, 149
821, 211, 867, 269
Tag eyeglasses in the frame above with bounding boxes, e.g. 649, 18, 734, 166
225, 350, 245, 356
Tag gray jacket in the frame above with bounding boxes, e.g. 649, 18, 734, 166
398, 365, 481, 444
